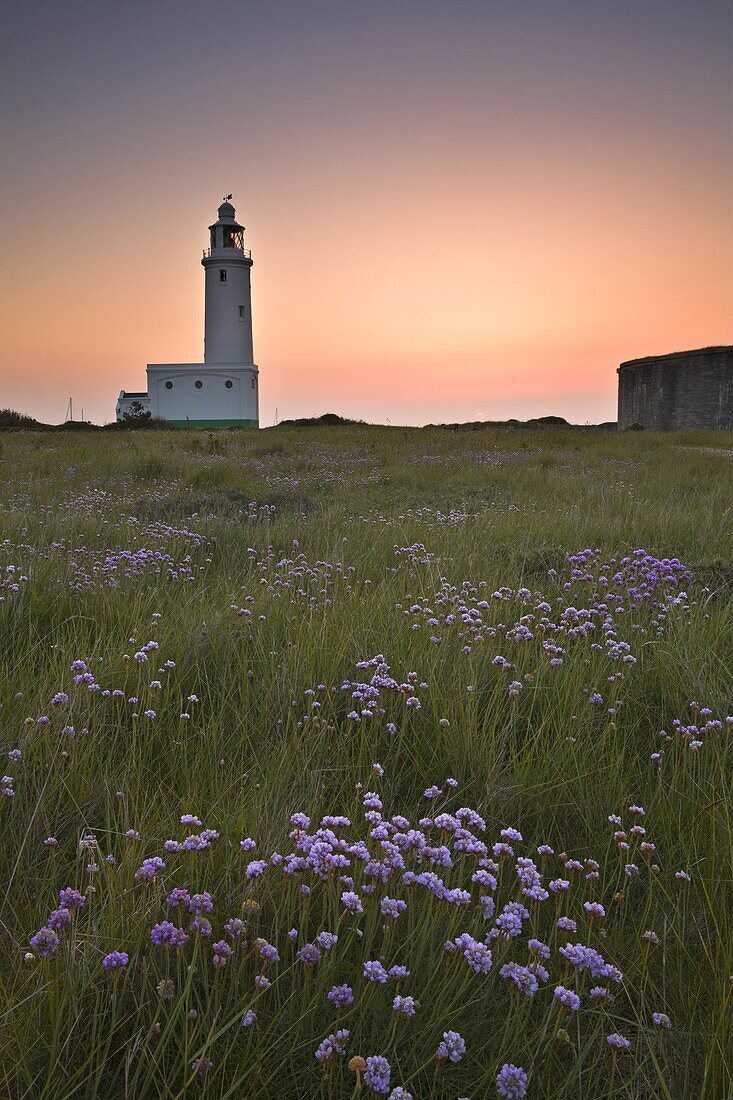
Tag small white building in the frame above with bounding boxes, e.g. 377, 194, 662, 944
117, 198, 259, 427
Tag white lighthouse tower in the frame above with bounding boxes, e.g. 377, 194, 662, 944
203, 199, 254, 365
116, 197, 259, 428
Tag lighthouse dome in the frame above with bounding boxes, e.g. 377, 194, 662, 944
210, 199, 243, 232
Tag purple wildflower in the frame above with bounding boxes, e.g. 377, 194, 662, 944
134, 857, 165, 883
380, 897, 407, 919
246, 859, 268, 879
454, 932, 493, 973
212, 940, 233, 968
607, 1032, 631, 1050
496, 1063, 528, 1098
150, 921, 189, 949
47, 907, 72, 930
314, 1029, 349, 1065
363, 959, 389, 983
224, 917, 246, 938
254, 938, 280, 963
28, 926, 61, 957
392, 994, 418, 1017
499, 962, 538, 996
190, 1057, 212, 1078
102, 951, 129, 970
187, 892, 214, 915
191, 915, 212, 937
559, 942, 622, 983
554, 985, 580, 1011
327, 984, 354, 1007
297, 942, 322, 965
58, 887, 86, 911
364, 1055, 392, 1094
436, 1030, 465, 1062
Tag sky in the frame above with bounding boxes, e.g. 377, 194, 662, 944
1, 0, 732, 426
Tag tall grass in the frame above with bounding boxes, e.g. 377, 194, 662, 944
0, 425, 731, 1098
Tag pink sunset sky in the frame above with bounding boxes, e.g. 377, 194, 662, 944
1, 1, 732, 425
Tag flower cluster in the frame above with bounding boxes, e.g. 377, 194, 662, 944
22, 775, 681, 1092
27, 887, 86, 958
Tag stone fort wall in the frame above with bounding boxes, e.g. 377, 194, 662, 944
617, 346, 733, 430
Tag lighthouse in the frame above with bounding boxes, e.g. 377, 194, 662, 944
116, 198, 259, 428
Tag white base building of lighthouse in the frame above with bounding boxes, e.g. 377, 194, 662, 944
117, 198, 259, 428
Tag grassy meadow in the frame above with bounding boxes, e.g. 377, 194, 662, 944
0, 424, 731, 1099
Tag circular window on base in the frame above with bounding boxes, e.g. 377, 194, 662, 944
225, 380, 233, 389
165, 380, 173, 390
195, 380, 203, 389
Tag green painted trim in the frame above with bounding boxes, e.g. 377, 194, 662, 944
168, 419, 259, 429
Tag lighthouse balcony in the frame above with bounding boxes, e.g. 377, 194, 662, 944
202, 247, 251, 260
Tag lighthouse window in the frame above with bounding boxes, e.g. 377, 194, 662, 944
195, 380, 203, 389
219, 269, 227, 283
165, 381, 173, 390
225, 380, 233, 389
238, 305, 245, 319
251, 378, 256, 389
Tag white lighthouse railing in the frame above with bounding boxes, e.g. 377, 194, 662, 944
202, 247, 251, 259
